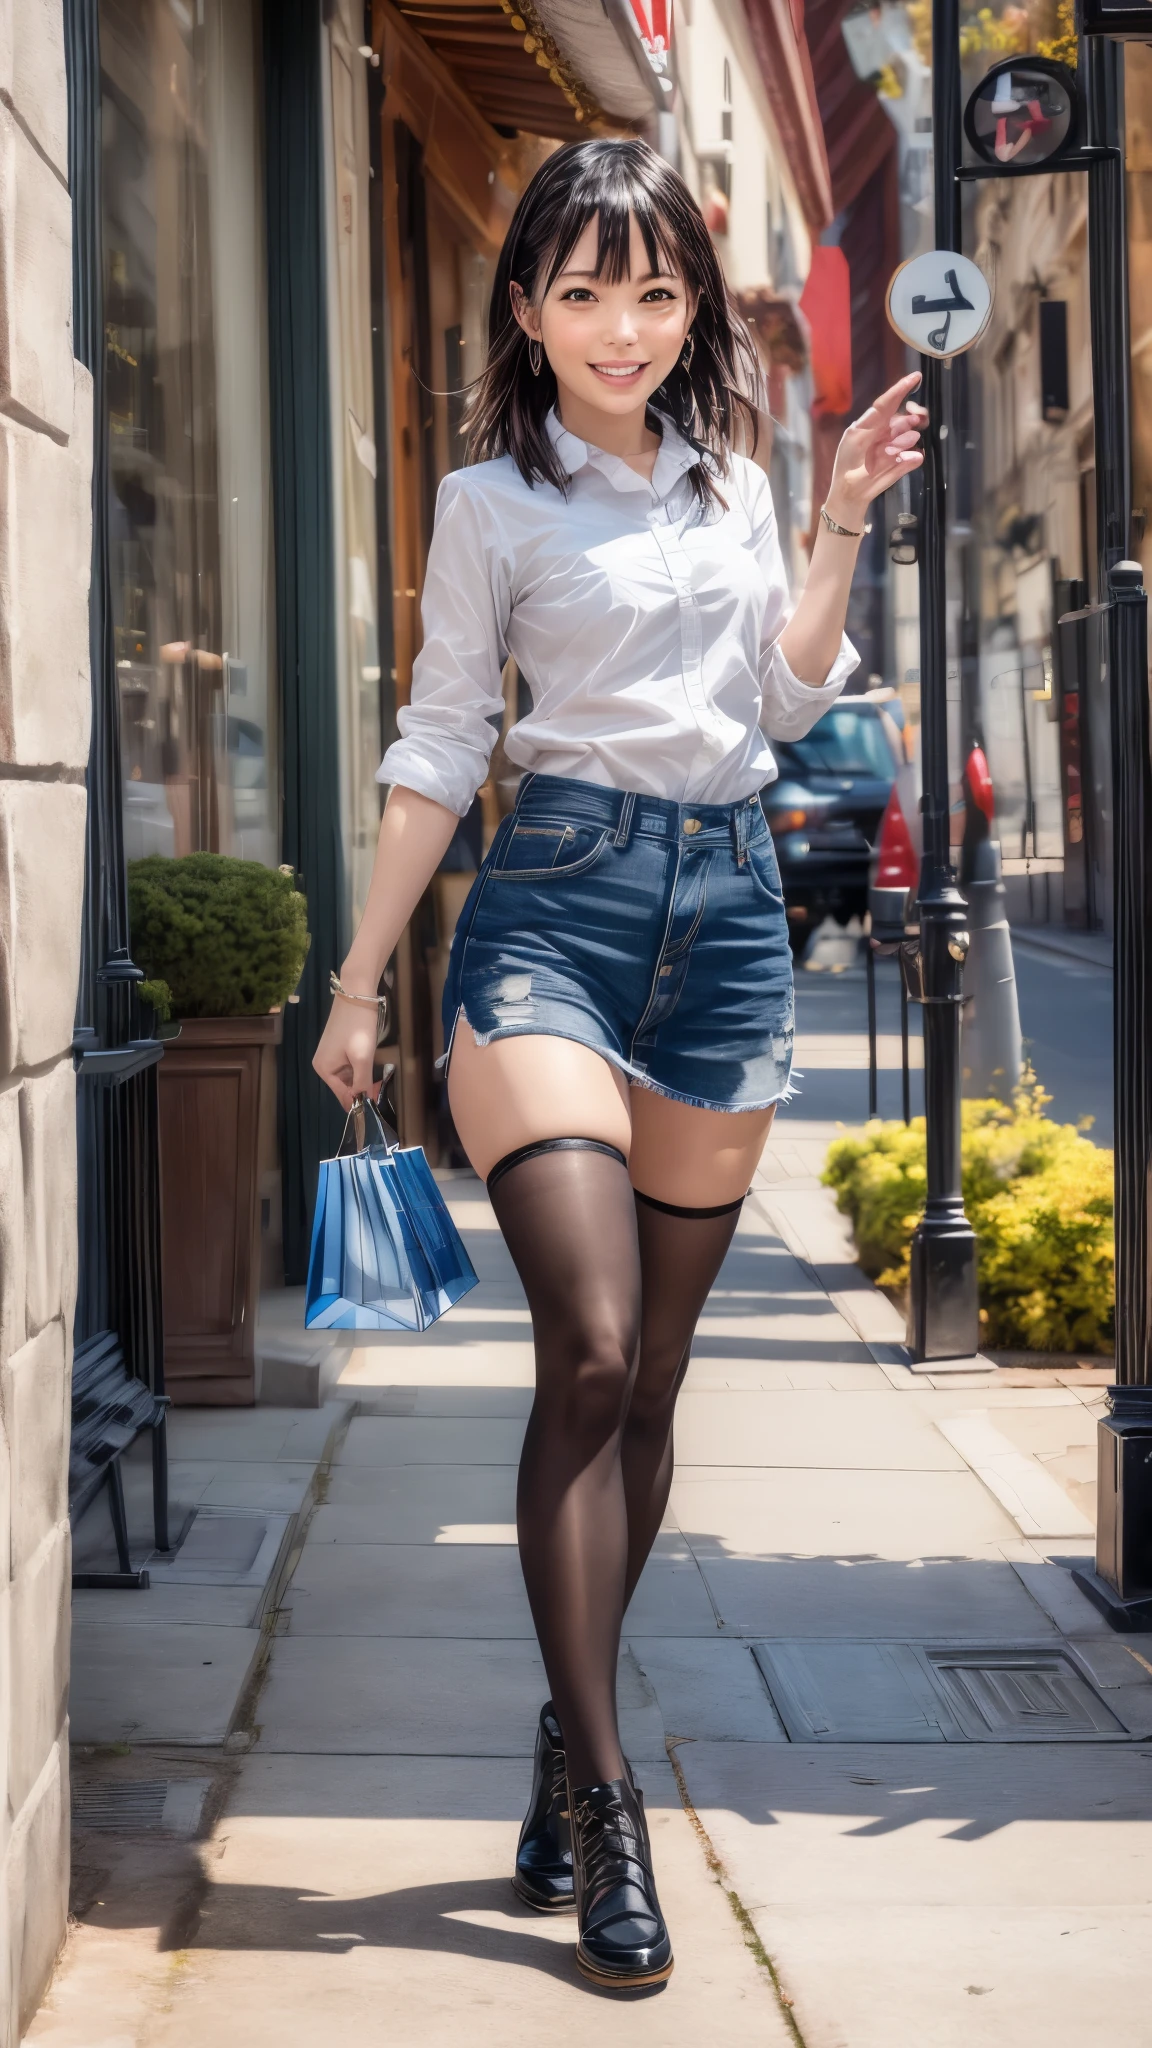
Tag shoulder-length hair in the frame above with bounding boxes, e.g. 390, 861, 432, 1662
466, 138, 762, 508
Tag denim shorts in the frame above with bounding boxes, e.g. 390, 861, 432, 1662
442, 772, 795, 1113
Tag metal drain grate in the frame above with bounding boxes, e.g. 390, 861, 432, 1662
71, 1779, 210, 1836
927, 1647, 1125, 1739
752, 1641, 1133, 1743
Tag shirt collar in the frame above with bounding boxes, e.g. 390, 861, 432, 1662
545, 406, 700, 501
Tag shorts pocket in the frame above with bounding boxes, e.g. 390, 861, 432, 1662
746, 831, 785, 904
491, 819, 610, 882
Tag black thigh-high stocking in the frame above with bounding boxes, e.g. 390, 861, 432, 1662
487, 1140, 642, 1789
621, 1191, 744, 1608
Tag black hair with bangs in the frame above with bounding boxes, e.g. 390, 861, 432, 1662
466, 138, 762, 508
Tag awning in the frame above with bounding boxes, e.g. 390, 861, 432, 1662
389, 0, 662, 140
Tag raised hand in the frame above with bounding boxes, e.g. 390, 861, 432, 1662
826, 371, 927, 526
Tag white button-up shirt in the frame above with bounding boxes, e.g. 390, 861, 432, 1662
378, 409, 857, 817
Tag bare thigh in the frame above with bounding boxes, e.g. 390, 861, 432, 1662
447, 1023, 775, 1203
447, 1025, 632, 1182
628, 1088, 776, 1208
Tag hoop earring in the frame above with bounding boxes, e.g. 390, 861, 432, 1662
680, 333, 694, 371
529, 339, 543, 377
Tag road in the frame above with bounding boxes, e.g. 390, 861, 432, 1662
781, 933, 1113, 1143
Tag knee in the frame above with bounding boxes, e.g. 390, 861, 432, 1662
624, 1345, 689, 1438
549, 1322, 636, 1444
623, 1382, 676, 1441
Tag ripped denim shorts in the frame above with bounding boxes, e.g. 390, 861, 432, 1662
442, 772, 795, 1114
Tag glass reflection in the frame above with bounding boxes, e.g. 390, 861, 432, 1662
100, 0, 276, 865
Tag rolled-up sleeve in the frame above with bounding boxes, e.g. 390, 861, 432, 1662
744, 462, 859, 741
377, 473, 511, 817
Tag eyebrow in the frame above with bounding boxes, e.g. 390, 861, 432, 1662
555, 268, 678, 282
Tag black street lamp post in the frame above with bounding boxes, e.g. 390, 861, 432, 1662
1075, 562, 1152, 1629
906, 0, 980, 1362
1053, 32, 1152, 1630
912, 0, 1152, 1601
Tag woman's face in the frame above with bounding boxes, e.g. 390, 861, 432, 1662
514, 212, 692, 423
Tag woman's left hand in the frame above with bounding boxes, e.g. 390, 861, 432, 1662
825, 371, 927, 526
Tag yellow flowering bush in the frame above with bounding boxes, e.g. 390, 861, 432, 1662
823, 1080, 1114, 1353
904, 0, 1075, 67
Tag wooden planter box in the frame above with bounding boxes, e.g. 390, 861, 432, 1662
157, 1013, 282, 1406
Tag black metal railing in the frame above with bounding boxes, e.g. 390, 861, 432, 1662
66, 0, 168, 1578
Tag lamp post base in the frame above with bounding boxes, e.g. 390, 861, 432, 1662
907, 1213, 979, 1362
1072, 1392, 1152, 1630
1070, 1565, 1152, 1634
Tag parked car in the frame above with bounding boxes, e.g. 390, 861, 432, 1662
763, 693, 904, 954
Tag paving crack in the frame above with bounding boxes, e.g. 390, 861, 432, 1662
665, 1737, 808, 2046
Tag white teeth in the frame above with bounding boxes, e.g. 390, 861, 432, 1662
593, 365, 642, 377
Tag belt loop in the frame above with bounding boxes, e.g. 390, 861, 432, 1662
514, 772, 535, 813
614, 790, 635, 848
734, 800, 751, 865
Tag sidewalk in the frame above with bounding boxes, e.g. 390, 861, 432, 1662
33, 1119, 1152, 2047
1009, 922, 1113, 973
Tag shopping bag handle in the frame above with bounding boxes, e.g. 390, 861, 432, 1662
338, 1070, 399, 1157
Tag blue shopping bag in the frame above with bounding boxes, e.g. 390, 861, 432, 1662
305, 1093, 478, 1332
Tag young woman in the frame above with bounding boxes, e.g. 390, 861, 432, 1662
314, 137, 924, 1990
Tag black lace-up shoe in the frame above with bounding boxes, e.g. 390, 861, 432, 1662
512, 1702, 574, 1912
570, 1776, 674, 1988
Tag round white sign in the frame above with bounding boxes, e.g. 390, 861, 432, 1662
886, 252, 992, 359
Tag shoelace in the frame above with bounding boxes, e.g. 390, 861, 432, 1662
549, 1748, 571, 1838
573, 1797, 654, 1913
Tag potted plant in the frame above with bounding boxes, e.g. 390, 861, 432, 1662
128, 854, 310, 1405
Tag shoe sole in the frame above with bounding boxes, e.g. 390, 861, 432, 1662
511, 1872, 576, 1914
575, 1946, 675, 1989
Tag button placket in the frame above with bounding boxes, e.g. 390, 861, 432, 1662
650, 519, 728, 789
649, 522, 705, 711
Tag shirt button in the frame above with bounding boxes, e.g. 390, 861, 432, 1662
683, 818, 702, 835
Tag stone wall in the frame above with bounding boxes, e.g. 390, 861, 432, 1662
0, 2, 92, 2039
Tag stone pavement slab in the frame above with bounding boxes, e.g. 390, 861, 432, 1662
163, 1458, 321, 1514
673, 1386, 967, 1468
285, 1535, 718, 1638
671, 1465, 1021, 1556
68, 1404, 345, 1746
317, 1463, 519, 1536
678, 1739, 1152, 2048
627, 1638, 788, 1742
688, 1556, 1060, 1640
685, 1356, 892, 1389
69, 1623, 264, 1746
340, 1414, 527, 1465
254, 1637, 550, 1754
133, 1756, 791, 2048
71, 1582, 267, 1628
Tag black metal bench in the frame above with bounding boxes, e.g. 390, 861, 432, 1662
70, 1331, 170, 1590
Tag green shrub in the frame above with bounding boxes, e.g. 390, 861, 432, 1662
137, 977, 173, 1022
822, 1081, 1114, 1352
128, 854, 310, 1019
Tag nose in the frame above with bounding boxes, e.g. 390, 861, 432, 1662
602, 304, 640, 349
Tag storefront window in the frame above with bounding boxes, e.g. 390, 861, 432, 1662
101, 0, 277, 865
325, 1, 384, 927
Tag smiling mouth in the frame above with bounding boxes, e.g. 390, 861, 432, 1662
589, 362, 648, 381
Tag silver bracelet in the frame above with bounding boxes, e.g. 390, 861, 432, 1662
330, 971, 389, 1038
820, 503, 872, 540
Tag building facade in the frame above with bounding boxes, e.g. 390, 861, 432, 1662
0, 2, 92, 2036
